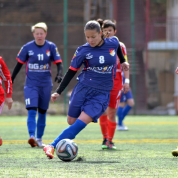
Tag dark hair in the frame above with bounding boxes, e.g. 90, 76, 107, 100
84, 20, 101, 33
97, 19, 116, 31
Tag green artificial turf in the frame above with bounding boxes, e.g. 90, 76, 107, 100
0, 115, 178, 177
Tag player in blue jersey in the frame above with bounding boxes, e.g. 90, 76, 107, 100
11, 22, 63, 148
43, 20, 129, 159
116, 72, 135, 131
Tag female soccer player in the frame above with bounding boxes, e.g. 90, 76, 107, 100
97, 19, 130, 150
43, 20, 129, 159
0, 56, 13, 146
11, 22, 63, 148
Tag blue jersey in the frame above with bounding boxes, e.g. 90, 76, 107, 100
70, 37, 119, 91
17, 40, 62, 87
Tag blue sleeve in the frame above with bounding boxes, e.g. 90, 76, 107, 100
69, 46, 85, 71
16, 45, 28, 64
50, 43, 62, 64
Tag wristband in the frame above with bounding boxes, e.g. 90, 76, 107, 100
125, 78, 130, 84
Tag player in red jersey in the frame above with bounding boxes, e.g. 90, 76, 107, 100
0, 56, 13, 146
97, 19, 130, 149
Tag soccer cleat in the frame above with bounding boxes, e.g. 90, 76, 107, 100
101, 138, 109, 149
43, 145, 54, 159
117, 124, 128, 131
172, 147, 178, 157
28, 136, 37, 147
36, 139, 46, 148
0, 135, 2, 146
108, 141, 116, 150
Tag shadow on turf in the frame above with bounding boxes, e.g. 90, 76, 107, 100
52, 157, 121, 163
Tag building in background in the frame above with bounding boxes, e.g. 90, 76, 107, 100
146, 0, 178, 115
0, 0, 170, 114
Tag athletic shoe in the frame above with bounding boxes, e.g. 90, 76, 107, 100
43, 145, 54, 159
117, 124, 128, 131
101, 138, 109, 149
0, 135, 2, 146
36, 139, 46, 148
172, 147, 178, 157
28, 136, 37, 147
108, 141, 116, 150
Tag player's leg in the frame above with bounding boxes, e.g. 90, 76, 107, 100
36, 86, 52, 147
36, 108, 47, 147
0, 99, 5, 146
120, 90, 134, 128
44, 85, 110, 159
107, 90, 121, 149
99, 110, 109, 149
24, 85, 38, 147
117, 92, 126, 129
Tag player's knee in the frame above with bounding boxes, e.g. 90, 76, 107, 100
67, 116, 76, 125
128, 99, 135, 107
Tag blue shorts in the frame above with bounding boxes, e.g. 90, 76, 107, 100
120, 89, 133, 103
68, 82, 110, 123
24, 85, 52, 110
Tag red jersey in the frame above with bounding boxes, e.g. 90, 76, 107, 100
0, 56, 13, 101
111, 42, 127, 92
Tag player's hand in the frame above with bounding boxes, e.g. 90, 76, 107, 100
122, 83, 130, 94
51, 92, 60, 102
103, 31, 110, 38
121, 62, 129, 71
55, 74, 63, 83
175, 67, 178, 74
5, 97, 13, 110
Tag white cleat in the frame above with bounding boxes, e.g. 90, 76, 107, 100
36, 139, 46, 148
117, 125, 128, 131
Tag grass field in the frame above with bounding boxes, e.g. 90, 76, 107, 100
0, 115, 178, 177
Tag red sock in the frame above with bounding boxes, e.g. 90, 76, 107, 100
108, 120, 117, 141
99, 115, 108, 139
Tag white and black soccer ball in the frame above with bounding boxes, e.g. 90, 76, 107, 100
55, 139, 78, 162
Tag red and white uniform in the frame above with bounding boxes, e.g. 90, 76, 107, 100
0, 56, 13, 114
109, 42, 127, 109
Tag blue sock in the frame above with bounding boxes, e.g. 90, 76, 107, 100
117, 107, 124, 126
27, 110, 37, 137
37, 112, 46, 139
122, 105, 132, 122
50, 119, 87, 148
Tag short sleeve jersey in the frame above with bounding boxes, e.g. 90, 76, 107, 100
0, 56, 13, 98
70, 37, 119, 91
16, 40, 62, 87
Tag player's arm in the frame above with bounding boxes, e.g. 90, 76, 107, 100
11, 62, 23, 83
0, 57, 13, 109
122, 66, 130, 94
54, 62, 63, 83
117, 43, 129, 71
51, 46, 83, 102
51, 69, 77, 102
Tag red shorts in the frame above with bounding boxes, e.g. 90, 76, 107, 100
108, 88, 122, 109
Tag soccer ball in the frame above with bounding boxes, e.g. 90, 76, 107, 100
55, 139, 78, 162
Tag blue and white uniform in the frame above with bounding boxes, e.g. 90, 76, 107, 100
68, 36, 119, 122
17, 40, 62, 109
